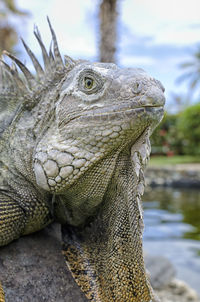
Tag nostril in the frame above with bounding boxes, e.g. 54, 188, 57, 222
131, 82, 142, 94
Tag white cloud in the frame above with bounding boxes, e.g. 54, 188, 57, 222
120, 55, 155, 67
58, 36, 96, 58
121, 0, 200, 45
153, 27, 200, 45
16, 0, 97, 59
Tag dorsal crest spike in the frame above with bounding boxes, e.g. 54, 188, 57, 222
49, 40, 55, 65
2, 51, 35, 88
0, 60, 13, 89
47, 17, 63, 69
64, 55, 76, 69
0, 18, 77, 122
21, 38, 44, 79
34, 25, 51, 71
0, 59, 27, 92
11, 62, 18, 73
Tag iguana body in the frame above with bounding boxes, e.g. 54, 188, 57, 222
0, 19, 165, 302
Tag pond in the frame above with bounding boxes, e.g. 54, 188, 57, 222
142, 186, 200, 294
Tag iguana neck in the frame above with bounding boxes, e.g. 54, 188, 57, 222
53, 129, 150, 227
61, 131, 155, 302
53, 145, 123, 225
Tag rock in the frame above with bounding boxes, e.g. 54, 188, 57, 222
155, 278, 200, 302
1, 223, 199, 302
145, 165, 200, 188
145, 255, 176, 289
0, 223, 87, 302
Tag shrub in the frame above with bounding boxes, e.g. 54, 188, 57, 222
150, 112, 183, 155
177, 103, 200, 155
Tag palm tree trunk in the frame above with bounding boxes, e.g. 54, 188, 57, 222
99, 0, 118, 63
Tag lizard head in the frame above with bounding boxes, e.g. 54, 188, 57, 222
58, 61, 165, 138
34, 61, 165, 193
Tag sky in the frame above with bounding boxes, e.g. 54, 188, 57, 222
12, 0, 200, 111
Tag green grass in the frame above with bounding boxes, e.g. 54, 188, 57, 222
149, 155, 200, 166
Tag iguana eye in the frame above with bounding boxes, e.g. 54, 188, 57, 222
84, 77, 94, 89
78, 69, 104, 95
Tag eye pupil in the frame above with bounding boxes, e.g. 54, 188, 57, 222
85, 77, 93, 89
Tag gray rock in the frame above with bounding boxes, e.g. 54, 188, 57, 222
1, 223, 198, 302
145, 165, 200, 188
155, 279, 200, 302
145, 255, 176, 290
0, 223, 87, 302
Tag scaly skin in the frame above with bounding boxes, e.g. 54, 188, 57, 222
0, 19, 165, 301
0, 283, 4, 302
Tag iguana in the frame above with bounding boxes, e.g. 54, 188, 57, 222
0, 19, 165, 302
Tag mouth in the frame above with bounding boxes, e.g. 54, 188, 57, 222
76, 103, 164, 123
89, 100, 163, 114
58, 101, 164, 129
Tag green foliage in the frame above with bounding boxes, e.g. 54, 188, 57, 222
149, 155, 200, 166
150, 112, 183, 156
151, 104, 200, 156
177, 103, 200, 155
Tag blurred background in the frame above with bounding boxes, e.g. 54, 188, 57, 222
0, 0, 200, 295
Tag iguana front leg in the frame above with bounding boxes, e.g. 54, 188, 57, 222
0, 192, 52, 301
62, 149, 158, 302
0, 194, 26, 246
0, 194, 26, 302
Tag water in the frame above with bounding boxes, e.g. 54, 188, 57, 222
142, 187, 200, 294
